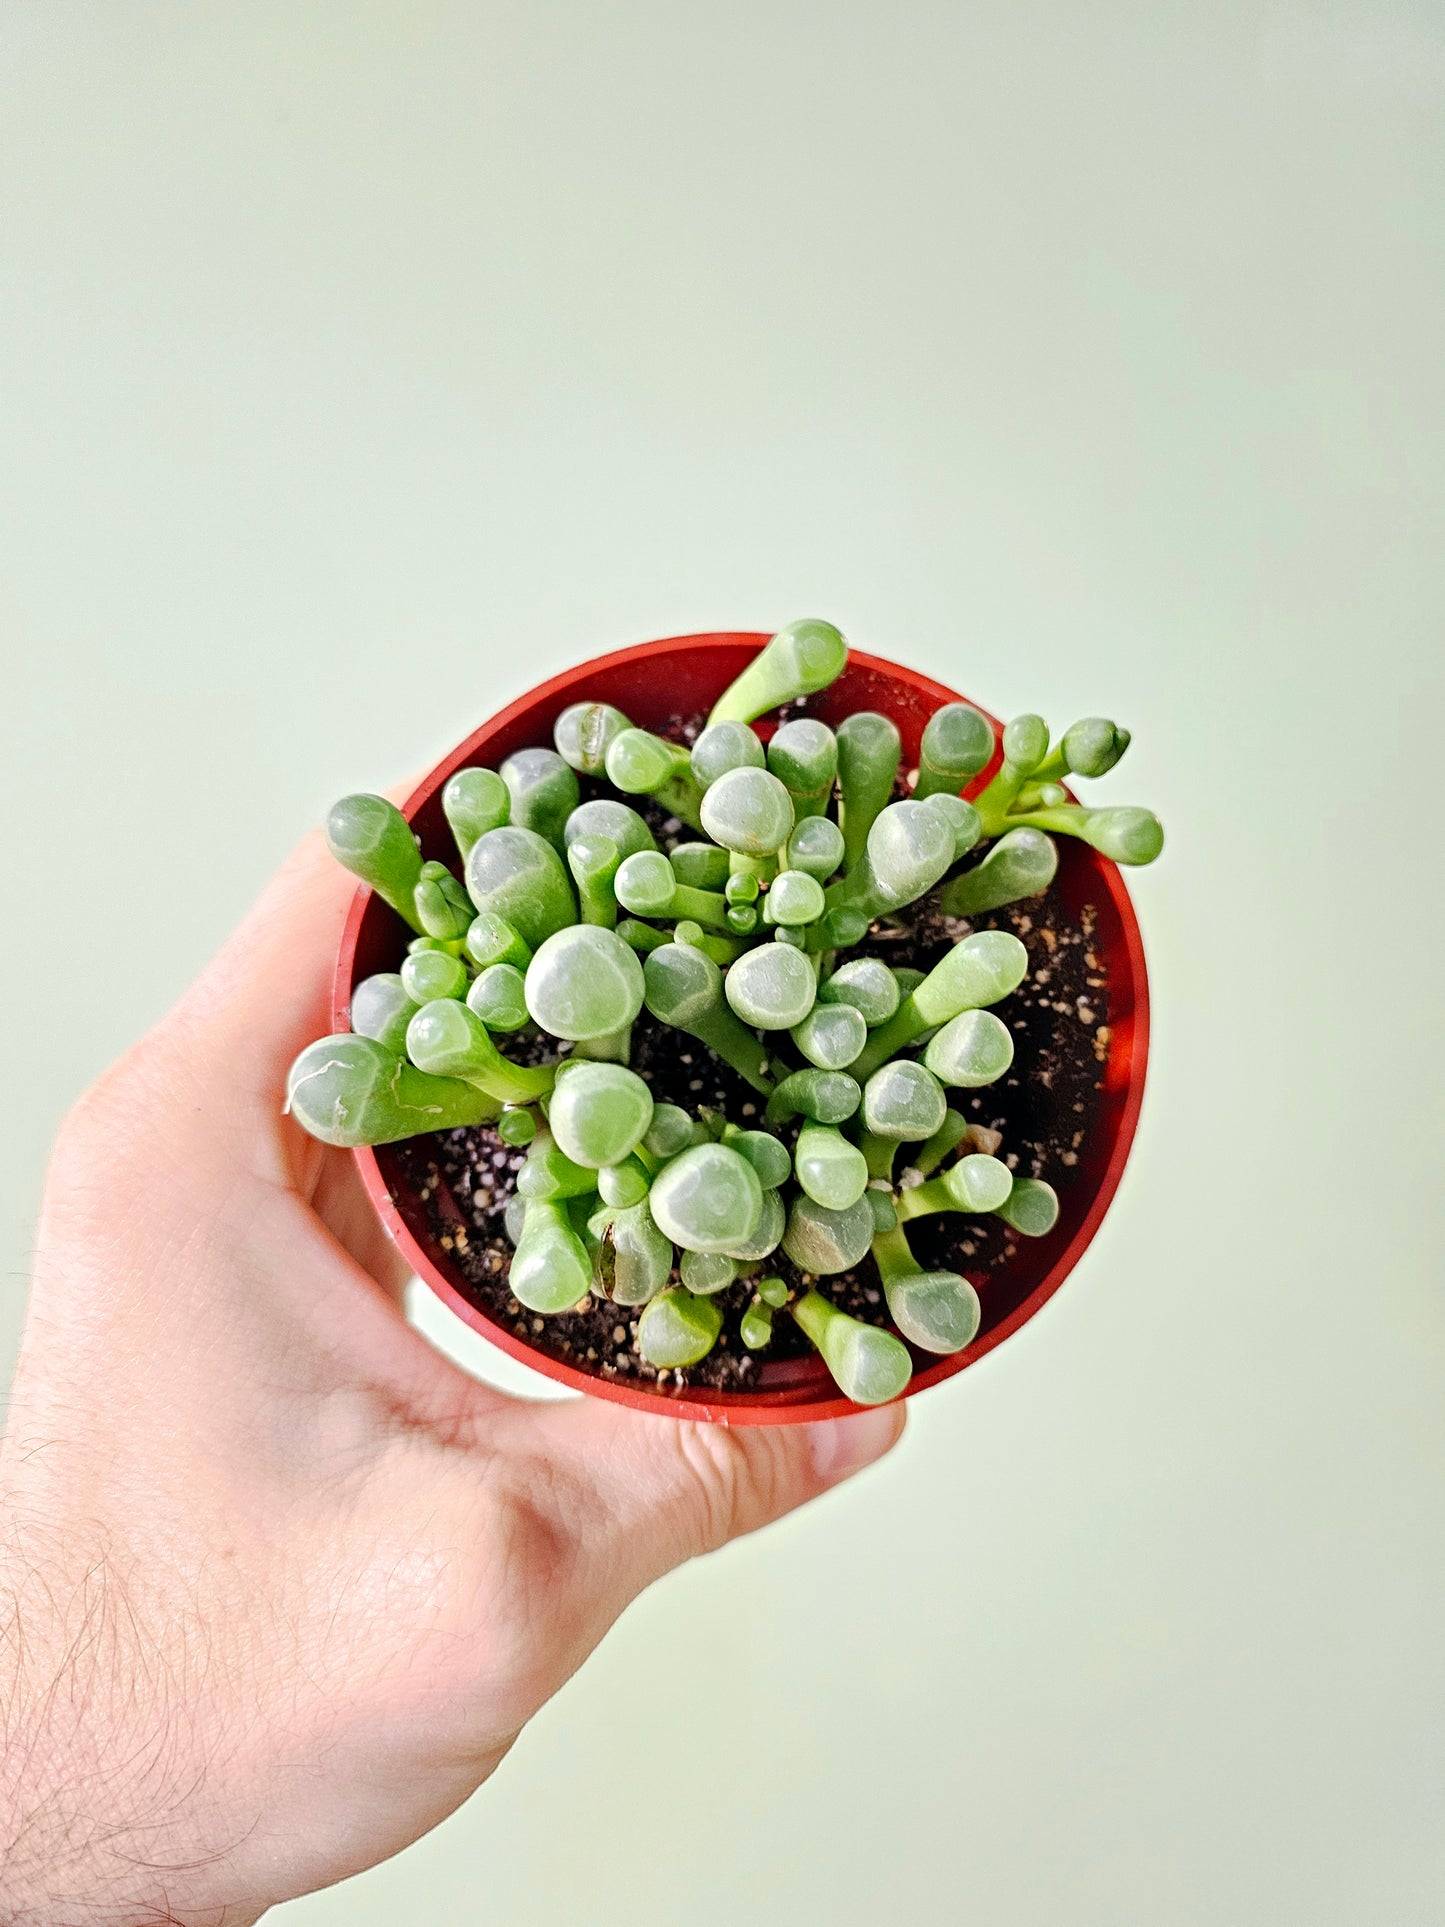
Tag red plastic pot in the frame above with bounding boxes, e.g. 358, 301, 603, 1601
332, 632, 1150, 1424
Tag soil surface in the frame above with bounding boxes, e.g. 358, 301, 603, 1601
391, 708, 1111, 1395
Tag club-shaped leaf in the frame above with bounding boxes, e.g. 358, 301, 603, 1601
836, 711, 902, 872
442, 768, 511, 860
973, 713, 1052, 828
547, 1061, 654, 1169
562, 798, 658, 861
646, 1142, 764, 1256
724, 941, 818, 1030
679, 1249, 738, 1296
605, 729, 705, 828
643, 1102, 696, 1161
794, 1123, 869, 1212
597, 1155, 651, 1208
669, 841, 732, 890
400, 948, 468, 1005
916, 792, 982, 862
912, 703, 995, 799
496, 748, 580, 850
286, 1035, 500, 1146
1010, 804, 1163, 865
497, 1107, 538, 1148
554, 700, 632, 775
325, 794, 424, 930
782, 1192, 876, 1274
406, 1000, 555, 1106
691, 720, 766, 788
721, 1128, 792, 1189
818, 958, 900, 1027
349, 973, 419, 1054
924, 1008, 1015, 1088
790, 1001, 867, 1070
896, 1153, 1014, 1220
466, 963, 530, 1032
740, 1297, 774, 1350
996, 1177, 1060, 1236
761, 870, 827, 927
642, 944, 774, 1092
786, 814, 846, 881
861, 1061, 948, 1141
870, 1224, 981, 1354
1061, 716, 1130, 778
792, 1289, 911, 1404
510, 1198, 593, 1314
614, 851, 732, 931
636, 1287, 723, 1368
566, 834, 623, 928
414, 861, 475, 941
767, 718, 837, 818
940, 827, 1058, 916
516, 1129, 601, 1202
718, 1187, 786, 1262
465, 826, 577, 950
597, 1199, 674, 1305
707, 618, 849, 726
763, 1068, 860, 1127
852, 930, 1028, 1076
700, 766, 795, 856
524, 925, 646, 1042
827, 799, 954, 923
465, 911, 533, 972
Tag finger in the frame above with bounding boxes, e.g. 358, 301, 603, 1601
508, 1396, 906, 1610
308, 1148, 414, 1305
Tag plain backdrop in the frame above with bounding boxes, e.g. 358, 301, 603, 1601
2, 4, 1442, 1922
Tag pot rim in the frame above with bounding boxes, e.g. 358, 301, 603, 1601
331, 632, 1151, 1424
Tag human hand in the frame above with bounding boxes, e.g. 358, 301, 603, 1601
0, 826, 904, 1925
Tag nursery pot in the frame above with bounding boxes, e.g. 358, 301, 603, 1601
332, 632, 1150, 1424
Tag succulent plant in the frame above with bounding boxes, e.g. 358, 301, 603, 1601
288, 620, 1161, 1405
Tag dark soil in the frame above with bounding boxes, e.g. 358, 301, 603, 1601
392, 706, 1110, 1396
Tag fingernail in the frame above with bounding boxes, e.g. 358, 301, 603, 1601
810, 1405, 904, 1486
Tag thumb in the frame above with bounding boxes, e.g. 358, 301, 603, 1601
512, 1395, 906, 1604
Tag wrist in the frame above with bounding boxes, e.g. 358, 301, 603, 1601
0, 1536, 263, 1927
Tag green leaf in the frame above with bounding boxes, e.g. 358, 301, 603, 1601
349, 973, 419, 1054
286, 1034, 498, 1147
794, 1123, 869, 1211
707, 618, 849, 726
940, 827, 1058, 916
923, 1008, 1016, 1088
465, 826, 577, 950
466, 963, 530, 1032
912, 703, 994, 799
547, 1062, 655, 1169
554, 701, 632, 775
524, 925, 646, 1042
782, 1192, 876, 1275
691, 720, 765, 788
861, 1061, 948, 1141
648, 1143, 765, 1255
792, 1289, 911, 1404
442, 768, 510, 859
700, 766, 795, 856
324, 794, 424, 929
636, 1287, 723, 1367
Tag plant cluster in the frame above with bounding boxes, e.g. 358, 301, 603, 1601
287, 620, 1162, 1404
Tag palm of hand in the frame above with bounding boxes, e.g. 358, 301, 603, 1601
1, 831, 901, 1924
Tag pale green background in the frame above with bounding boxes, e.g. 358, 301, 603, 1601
3, 3, 1442, 1921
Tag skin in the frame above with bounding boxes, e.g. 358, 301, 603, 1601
0, 824, 903, 1925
